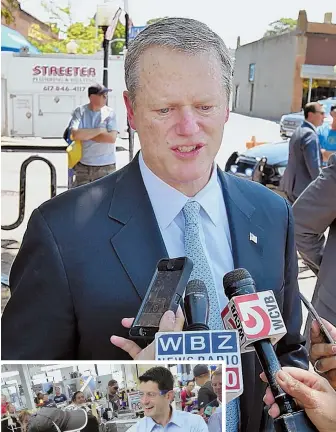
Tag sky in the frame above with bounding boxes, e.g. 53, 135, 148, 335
19, 0, 336, 48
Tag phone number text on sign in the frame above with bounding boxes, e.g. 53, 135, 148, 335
43, 86, 87, 92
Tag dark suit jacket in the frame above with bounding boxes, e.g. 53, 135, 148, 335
281, 121, 321, 203
293, 153, 336, 336
2, 154, 308, 432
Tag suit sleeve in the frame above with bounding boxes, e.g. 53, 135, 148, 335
275, 199, 309, 369
1, 209, 77, 360
301, 131, 321, 180
293, 156, 336, 274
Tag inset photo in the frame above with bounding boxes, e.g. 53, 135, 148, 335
1, 363, 223, 432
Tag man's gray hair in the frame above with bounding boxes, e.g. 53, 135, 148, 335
125, 17, 232, 105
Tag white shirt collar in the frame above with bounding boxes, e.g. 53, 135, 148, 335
139, 152, 222, 229
305, 120, 317, 132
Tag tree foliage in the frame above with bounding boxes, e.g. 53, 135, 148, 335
264, 18, 297, 37
146, 17, 169, 25
1, 0, 19, 25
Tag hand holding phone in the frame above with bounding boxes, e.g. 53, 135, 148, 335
110, 307, 184, 360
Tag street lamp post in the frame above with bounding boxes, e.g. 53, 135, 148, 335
96, 4, 122, 93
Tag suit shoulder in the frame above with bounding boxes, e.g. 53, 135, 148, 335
223, 173, 288, 214
38, 168, 121, 220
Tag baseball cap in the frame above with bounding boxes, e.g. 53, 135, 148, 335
88, 84, 112, 96
193, 365, 209, 378
27, 407, 87, 432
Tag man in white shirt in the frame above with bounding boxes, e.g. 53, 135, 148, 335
135, 366, 208, 432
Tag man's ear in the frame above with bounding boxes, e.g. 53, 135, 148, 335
123, 91, 136, 130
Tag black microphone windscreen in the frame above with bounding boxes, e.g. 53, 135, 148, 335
223, 268, 255, 299
185, 279, 208, 299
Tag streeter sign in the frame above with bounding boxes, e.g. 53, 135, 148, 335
32, 66, 97, 77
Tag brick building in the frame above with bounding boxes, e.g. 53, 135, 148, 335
232, 10, 336, 120
1, 0, 57, 40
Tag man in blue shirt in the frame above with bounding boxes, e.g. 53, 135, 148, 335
69, 84, 118, 187
208, 367, 222, 432
136, 366, 208, 432
54, 386, 68, 404
318, 104, 336, 164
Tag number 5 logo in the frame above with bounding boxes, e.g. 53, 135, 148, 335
235, 294, 271, 338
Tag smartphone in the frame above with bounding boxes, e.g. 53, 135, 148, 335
299, 293, 335, 344
129, 257, 193, 340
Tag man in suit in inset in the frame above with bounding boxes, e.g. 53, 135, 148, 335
281, 102, 325, 204
2, 17, 308, 432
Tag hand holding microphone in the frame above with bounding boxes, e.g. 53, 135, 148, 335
222, 268, 318, 431
261, 367, 336, 432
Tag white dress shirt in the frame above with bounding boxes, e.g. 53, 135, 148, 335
139, 152, 234, 312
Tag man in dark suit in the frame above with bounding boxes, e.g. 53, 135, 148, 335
281, 102, 325, 204
293, 154, 336, 339
2, 17, 308, 432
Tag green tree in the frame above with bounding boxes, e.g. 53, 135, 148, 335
28, 19, 104, 54
146, 17, 169, 25
1, 0, 19, 25
264, 18, 297, 37
111, 20, 126, 55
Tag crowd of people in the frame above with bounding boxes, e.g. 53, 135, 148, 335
1, 365, 222, 432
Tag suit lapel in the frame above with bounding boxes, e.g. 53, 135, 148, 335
219, 170, 265, 431
109, 153, 168, 300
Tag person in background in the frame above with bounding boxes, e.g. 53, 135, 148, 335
180, 380, 195, 411
281, 102, 324, 204
107, 380, 120, 413
208, 367, 222, 432
1, 395, 8, 416
4, 403, 21, 431
42, 394, 57, 408
54, 386, 68, 404
318, 104, 336, 164
71, 392, 86, 407
193, 365, 218, 417
292, 154, 336, 340
69, 83, 118, 188
34, 393, 44, 407
137, 366, 208, 432
261, 367, 336, 432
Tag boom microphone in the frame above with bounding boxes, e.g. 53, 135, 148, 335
223, 268, 318, 432
184, 279, 209, 331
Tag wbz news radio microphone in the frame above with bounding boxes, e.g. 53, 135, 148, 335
222, 268, 318, 432
155, 279, 244, 402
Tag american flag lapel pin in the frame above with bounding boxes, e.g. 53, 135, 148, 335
249, 232, 258, 244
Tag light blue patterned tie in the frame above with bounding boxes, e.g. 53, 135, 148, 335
183, 200, 239, 432
183, 201, 223, 330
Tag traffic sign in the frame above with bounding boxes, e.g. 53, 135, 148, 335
129, 26, 146, 41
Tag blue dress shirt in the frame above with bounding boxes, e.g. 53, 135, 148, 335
138, 152, 234, 312
136, 406, 208, 432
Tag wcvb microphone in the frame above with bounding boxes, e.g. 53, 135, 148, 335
222, 268, 318, 432
155, 279, 243, 402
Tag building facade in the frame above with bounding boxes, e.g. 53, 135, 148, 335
232, 10, 336, 120
1, 0, 57, 39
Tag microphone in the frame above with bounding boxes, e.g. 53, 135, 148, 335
184, 279, 209, 331
222, 268, 318, 432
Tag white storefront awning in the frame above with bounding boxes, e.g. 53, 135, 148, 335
301, 64, 336, 80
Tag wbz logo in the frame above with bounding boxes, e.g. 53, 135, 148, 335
155, 331, 239, 361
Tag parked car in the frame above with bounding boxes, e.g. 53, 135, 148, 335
225, 140, 289, 193
279, 98, 335, 139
